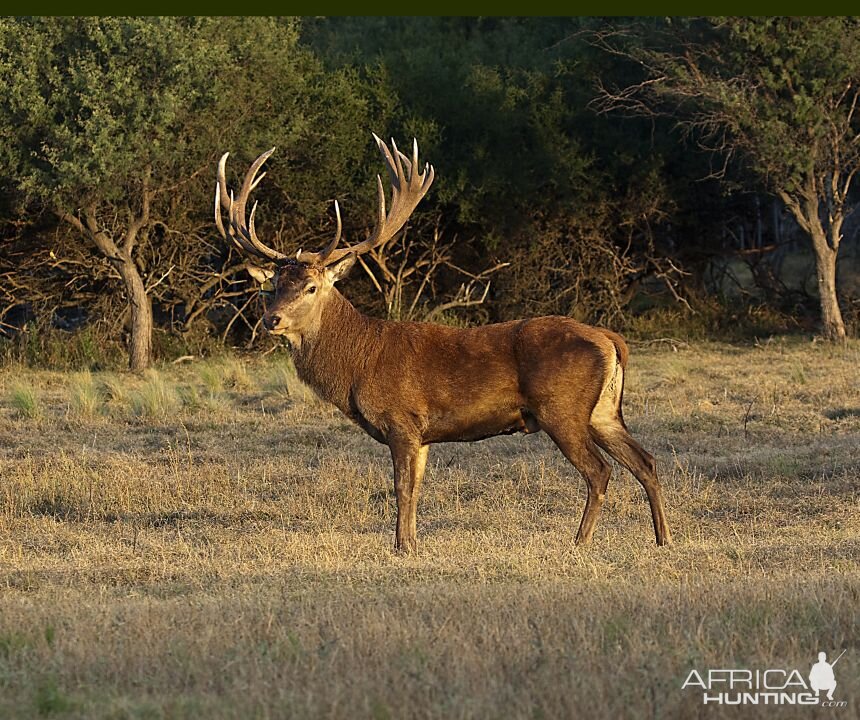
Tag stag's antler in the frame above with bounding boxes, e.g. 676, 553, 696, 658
215, 147, 292, 264
297, 134, 435, 266
215, 134, 434, 268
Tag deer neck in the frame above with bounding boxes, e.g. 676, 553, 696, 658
290, 290, 381, 413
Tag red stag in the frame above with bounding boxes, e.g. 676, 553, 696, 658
215, 134, 672, 552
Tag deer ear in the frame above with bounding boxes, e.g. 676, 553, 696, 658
325, 254, 356, 284
246, 265, 275, 286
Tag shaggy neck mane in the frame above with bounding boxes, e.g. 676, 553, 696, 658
290, 290, 383, 414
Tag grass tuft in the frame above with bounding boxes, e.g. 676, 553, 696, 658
129, 369, 181, 418
98, 374, 130, 407
68, 371, 103, 418
264, 360, 296, 398
221, 358, 254, 391
196, 362, 225, 396
9, 380, 41, 419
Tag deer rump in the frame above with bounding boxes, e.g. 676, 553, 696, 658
347, 316, 625, 446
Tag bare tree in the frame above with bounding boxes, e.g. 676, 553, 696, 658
58, 175, 154, 370
593, 17, 860, 340
355, 219, 508, 322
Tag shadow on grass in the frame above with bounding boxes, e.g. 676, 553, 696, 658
823, 407, 860, 421
25, 501, 284, 527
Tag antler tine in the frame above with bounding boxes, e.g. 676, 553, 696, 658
393, 137, 419, 179
248, 201, 262, 248
376, 175, 387, 232
227, 190, 267, 258
217, 153, 232, 213
214, 180, 228, 240
297, 133, 435, 267
250, 171, 266, 192
214, 148, 290, 264
397, 150, 412, 177
422, 162, 435, 192
295, 200, 344, 265
375, 133, 401, 188
215, 167, 258, 258
231, 147, 274, 229
333, 200, 343, 248
390, 138, 407, 188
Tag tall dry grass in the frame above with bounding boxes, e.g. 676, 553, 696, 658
0, 340, 858, 718
8, 379, 41, 419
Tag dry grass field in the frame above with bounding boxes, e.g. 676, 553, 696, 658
1, 338, 858, 718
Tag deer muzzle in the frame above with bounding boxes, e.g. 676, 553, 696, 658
262, 312, 282, 332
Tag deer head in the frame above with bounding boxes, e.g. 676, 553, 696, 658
214, 134, 435, 338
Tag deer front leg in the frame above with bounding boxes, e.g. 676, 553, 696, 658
388, 435, 427, 554
409, 444, 430, 548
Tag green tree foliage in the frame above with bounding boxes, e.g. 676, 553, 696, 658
596, 17, 860, 340
0, 17, 389, 367
304, 17, 687, 323
2, 17, 855, 369
0, 17, 245, 368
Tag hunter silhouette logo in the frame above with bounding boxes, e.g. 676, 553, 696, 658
809, 650, 845, 702
682, 650, 848, 707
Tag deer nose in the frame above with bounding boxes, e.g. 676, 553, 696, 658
263, 313, 281, 331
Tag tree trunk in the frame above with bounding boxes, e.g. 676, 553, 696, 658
778, 187, 847, 342
811, 232, 846, 341
60, 184, 154, 370
116, 257, 153, 371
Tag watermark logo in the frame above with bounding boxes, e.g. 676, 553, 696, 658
682, 650, 847, 708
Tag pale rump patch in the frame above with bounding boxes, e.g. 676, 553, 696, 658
590, 350, 622, 429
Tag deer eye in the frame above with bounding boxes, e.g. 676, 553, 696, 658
306, 285, 317, 294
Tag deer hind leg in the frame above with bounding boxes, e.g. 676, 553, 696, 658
545, 427, 612, 546
531, 368, 610, 546
590, 420, 672, 546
